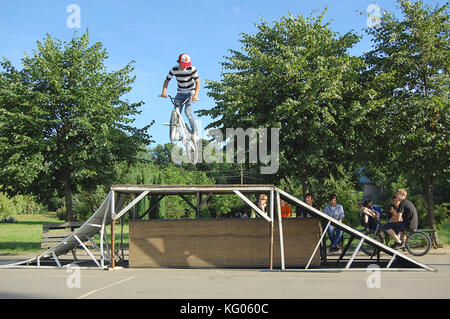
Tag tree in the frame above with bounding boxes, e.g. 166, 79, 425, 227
0, 30, 152, 221
197, 10, 368, 192
363, 0, 449, 231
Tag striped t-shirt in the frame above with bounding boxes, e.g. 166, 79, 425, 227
166, 65, 199, 94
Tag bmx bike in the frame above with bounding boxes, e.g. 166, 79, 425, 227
360, 213, 431, 257
161, 94, 198, 164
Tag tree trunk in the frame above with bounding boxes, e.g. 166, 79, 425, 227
423, 173, 439, 242
64, 170, 74, 222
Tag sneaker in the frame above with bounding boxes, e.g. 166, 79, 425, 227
391, 242, 404, 250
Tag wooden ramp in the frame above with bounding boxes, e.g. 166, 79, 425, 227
129, 218, 320, 268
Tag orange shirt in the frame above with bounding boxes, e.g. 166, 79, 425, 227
279, 204, 292, 218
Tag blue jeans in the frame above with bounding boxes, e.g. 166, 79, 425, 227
175, 93, 197, 135
327, 225, 343, 248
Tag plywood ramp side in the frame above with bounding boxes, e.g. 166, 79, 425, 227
129, 218, 320, 268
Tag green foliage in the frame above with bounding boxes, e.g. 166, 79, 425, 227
11, 194, 45, 215
316, 173, 363, 228
362, 0, 449, 228
0, 2, 447, 231
0, 192, 44, 219
111, 155, 218, 220
199, 10, 367, 188
55, 185, 108, 221
0, 192, 15, 219
0, 30, 152, 221
407, 194, 449, 228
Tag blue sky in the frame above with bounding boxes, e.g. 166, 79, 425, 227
0, 0, 445, 146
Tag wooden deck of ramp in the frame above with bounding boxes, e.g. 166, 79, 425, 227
129, 218, 321, 268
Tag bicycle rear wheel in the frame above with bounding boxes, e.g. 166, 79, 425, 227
185, 140, 198, 164
170, 109, 181, 141
405, 231, 431, 256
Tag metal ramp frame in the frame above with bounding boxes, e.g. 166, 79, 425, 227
275, 188, 435, 272
0, 191, 128, 269
0, 184, 435, 271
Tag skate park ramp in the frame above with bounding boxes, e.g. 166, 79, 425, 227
0, 191, 122, 268
0, 185, 436, 271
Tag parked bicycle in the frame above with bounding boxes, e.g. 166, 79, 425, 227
360, 213, 431, 257
161, 94, 198, 164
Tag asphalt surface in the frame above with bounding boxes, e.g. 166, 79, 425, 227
0, 248, 449, 300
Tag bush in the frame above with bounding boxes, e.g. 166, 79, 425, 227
315, 173, 363, 228
54, 186, 109, 221
0, 192, 16, 220
12, 195, 44, 215
406, 194, 449, 229
0, 192, 44, 219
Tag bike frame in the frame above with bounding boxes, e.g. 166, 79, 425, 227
165, 95, 197, 163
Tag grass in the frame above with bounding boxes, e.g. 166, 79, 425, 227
437, 222, 450, 245
0, 213, 61, 254
0, 213, 130, 255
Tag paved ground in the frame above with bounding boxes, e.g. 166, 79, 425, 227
0, 247, 449, 300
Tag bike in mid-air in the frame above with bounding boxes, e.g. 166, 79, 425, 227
161, 94, 198, 164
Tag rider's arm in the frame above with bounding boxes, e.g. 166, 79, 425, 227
161, 79, 170, 97
192, 78, 200, 101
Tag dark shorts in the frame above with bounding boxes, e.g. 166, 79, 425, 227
382, 222, 408, 233
360, 214, 378, 230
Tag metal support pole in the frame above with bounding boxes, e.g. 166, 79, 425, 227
337, 235, 355, 263
345, 238, 364, 270
115, 190, 149, 220
52, 251, 61, 268
276, 191, 285, 270
120, 217, 125, 260
100, 193, 111, 268
269, 190, 274, 270
233, 190, 272, 222
74, 235, 101, 268
306, 220, 331, 269
111, 191, 116, 269
196, 192, 201, 219
387, 254, 397, 268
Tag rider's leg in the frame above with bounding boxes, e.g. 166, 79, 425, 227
184, 99, 198, 136
386, 228, 402, 244
400, 232, 407, 244
174, 92, 196, 133
363, 215, 371, 230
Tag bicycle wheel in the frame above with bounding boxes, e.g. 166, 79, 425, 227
170, 109, 181, 141
185, 140, 197, 164
185, 140, 198, 164
405, 231, 431, 256
360, 230, 384, 256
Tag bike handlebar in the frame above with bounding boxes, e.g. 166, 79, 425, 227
159, 94, 199, 106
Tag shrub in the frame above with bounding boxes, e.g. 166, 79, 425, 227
317, 174, 363, 228
0, 192, 44, 219
0, 192, 15, 220
12, 195, 44, 215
